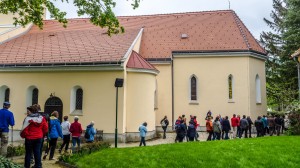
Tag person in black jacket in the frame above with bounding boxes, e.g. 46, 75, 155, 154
176, 120, 186, 143
247, 116, 253, 138
222, 116, 231, 140
160, 116, 169, 139
255, 116, 264, 137
187, 121, 196, 141
275, 115, 282, 136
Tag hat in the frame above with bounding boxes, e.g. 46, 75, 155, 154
3, 101, 10, 106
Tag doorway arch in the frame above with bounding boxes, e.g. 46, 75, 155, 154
44, 96, 63, 122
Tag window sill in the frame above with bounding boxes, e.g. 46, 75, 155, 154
256, 102, 262, 105
70, 109, 83, 116
228, 99, 235, 103
189, 101, 199, 105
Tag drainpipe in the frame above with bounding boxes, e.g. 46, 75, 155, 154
171, 54, 174, 128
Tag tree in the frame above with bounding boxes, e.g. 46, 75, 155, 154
0, 0, 140, 36
260, 0, 300, 111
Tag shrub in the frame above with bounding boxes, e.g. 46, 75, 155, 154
6, 144, 25, 157
288, 110, 300, 135
58, 141, 110, 166
0, 155, 22, 168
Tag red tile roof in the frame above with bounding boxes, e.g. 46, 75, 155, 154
126, 50, 157, 70
0, 10, 266, 65
118, 10, 266, 60
0, 19, 141, 65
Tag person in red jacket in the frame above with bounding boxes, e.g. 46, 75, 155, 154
20, 106, 48, 168
231, 114, 239, 139
70, 116, 83, 153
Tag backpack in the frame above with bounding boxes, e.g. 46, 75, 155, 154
161, 120, 166, 126
84, 127, 91, 139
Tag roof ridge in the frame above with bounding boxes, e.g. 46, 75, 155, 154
117, 10, 234, 18
231, 11, 252, 50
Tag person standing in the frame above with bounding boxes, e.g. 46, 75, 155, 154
59, 116, 71, 153
187, 121, 196, 141
268, 115, 275, 136
275, 115, 282, 136
206, 117, 213, 141
193, 116, 199, 141
239, 115, 249, 138
70, 116, 83, 153
236, 115, 241, 138
261, 115, 268, 135
43, 111, 63, 160
21, 106, 48, 168
0, 102, 15, 157
85, 121, 96, 143
139, 122, 147, 146
231, 114, 238, 138
176, 120, 186, 143
212, 116, 222, 140
255, 116, 264, 137
222, 116, 231, 140
160, 116, 169, 139
246, 116, 253, 138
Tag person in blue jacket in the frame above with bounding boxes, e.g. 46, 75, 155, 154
139, 122, 147, 146
43, 111, 63, 160
85, 121, 96, 143
0, 102, 15, 157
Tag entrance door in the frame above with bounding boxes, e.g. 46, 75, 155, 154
44, 96, 63, 122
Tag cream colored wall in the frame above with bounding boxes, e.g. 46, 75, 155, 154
0, 14, 15, 25
249, 57, 267, 119
126, 72, 156, 132
153, 64, 173, 126
0, 24, 32, 43
173, 56, 253, 126
0, 71, 126, 133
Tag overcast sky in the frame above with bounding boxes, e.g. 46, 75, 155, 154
47, 0, 274, 39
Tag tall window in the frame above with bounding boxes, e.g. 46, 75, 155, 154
256, 74, 261, 103
32, 88, 39, 105
191, 76, 197, 101
4, 88, 10, 102
228, 75, 233, 99
76, 88, 83, 110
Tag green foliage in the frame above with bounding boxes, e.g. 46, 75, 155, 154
0, 155, 22, 168
261, 0, 300, 111
59, 141, 110, 165
288, 102, 300, 135
6, 144, 25, 157
71, 136, 300, 168
0, 0, 141, 36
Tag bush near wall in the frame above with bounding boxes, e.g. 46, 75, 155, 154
58, 141, 110, 166
288, 110, 300, 135
7, 144, 25, 157
0, 155, 22, 168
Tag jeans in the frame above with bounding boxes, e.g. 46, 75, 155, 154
25, 138, 43, 168
139, 137, 146, 146
0, 132, 8, 157
44, 138, 58, 159
213, 132, 221, 140
224, 131, 229, 140
72, 137, 81, 153
240, 128, 248, 138
60, 134, 71, 151
162, 126, 167, 139
207, 131, 213, 141
248, 126, 252, 137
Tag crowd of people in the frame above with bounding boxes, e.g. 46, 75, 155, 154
0, 102, 97, 168
170, 111, 289, 142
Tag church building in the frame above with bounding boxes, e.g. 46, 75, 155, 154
0, 10, 267, 142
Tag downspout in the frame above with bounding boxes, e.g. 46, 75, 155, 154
171, 54, 174, 128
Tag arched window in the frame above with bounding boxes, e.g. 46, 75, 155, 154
228, 74, 233, 100
76, 88, 83, 110
190, 76, 197, 101
256, 74, 261, 103
4, 88, 10, 102
32, 88, 39, 105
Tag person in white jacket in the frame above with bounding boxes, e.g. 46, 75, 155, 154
59, 116, 71, 153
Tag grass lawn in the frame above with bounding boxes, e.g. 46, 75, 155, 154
74, 136, 300, 168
